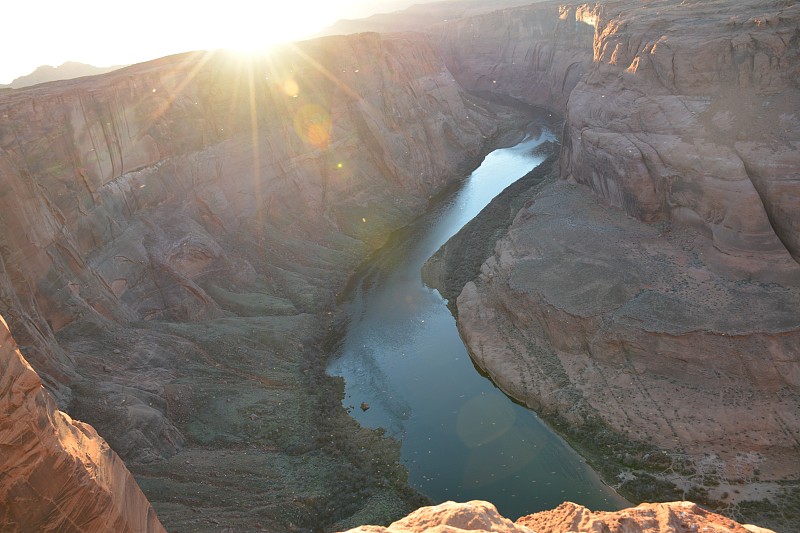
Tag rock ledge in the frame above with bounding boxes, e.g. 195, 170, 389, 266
343, 500, 775, 533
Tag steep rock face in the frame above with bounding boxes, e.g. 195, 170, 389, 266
434, 2, 596, 111
0, 32, 514, 530
343, 500, 773, 533
0, 315, 165, 532
430, 0, 800, 271
0, 33, 497, 395
562, 0, 800, 268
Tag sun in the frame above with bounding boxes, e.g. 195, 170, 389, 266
2, 0, 374, 85
201, 2, 346, 52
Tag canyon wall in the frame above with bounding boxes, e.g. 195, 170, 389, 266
0, 32, 523, 531
426, 0, 800, 530
434, 2, 596, 111
562, 0, 800, 268
0, 33, 498, 398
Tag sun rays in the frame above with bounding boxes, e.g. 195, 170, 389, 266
3, 1, 388, 85
133, 33, 399, 247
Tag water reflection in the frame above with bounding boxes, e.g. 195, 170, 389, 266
328, 120, 628, 518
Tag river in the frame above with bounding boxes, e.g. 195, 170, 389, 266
327, 118, 628, 519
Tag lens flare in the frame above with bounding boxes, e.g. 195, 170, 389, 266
282, 78, 299, 97
293, 103, 332, 149
456, 394, 516, 448
460, 424, 542, 488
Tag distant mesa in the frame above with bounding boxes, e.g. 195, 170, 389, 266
3, 61, 126, 89
316, 0, 538, 37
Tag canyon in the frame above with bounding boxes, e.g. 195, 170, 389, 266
0, 33, 517, 531
1, 0, 799, 532
425, 0, 800, 530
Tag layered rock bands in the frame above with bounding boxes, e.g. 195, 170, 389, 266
2, 0, 800, 531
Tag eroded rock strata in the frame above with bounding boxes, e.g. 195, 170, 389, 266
0, 32, 533, 530
426, 0, 800, 530
343, 499, 774, 533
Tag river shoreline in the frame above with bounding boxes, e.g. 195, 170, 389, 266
306, 110, 554, 530
325, 117, 633, 520
419, 150, 703, 511
423, 150, 800, 532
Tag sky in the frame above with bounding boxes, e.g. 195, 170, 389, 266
2, 0, 417, 85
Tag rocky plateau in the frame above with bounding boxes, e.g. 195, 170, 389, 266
1, 0, 799, 531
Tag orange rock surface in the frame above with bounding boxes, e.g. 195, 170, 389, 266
342, 500, 774, 533
0, 314, 165, 532
344, 501, 535, 533
518, 501, 771, 533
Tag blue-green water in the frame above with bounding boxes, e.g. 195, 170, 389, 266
328, 123, 628, 519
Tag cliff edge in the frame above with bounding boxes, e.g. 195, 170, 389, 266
0, 314, 165, 532
2, 0, 799, 530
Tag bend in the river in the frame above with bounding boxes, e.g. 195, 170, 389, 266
327, 114, 628, 519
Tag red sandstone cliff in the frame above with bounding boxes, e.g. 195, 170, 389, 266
0, 314, 165, 532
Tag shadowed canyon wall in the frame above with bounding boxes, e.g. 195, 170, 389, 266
435, 3, 597, 111
0, 33, 498, 401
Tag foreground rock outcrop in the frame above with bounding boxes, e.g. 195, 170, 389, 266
0, 315, 165, 532
343, 500, 774, 533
